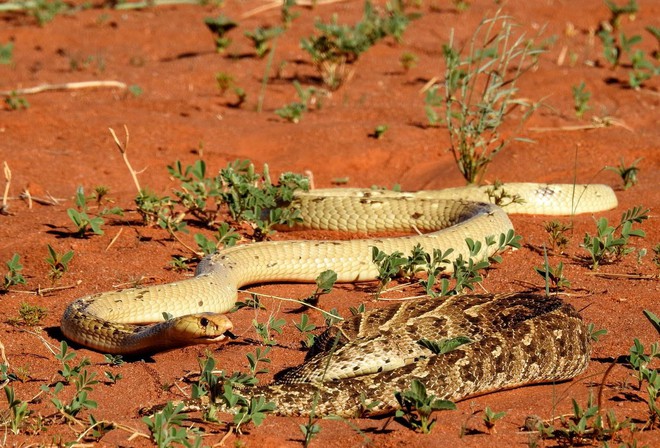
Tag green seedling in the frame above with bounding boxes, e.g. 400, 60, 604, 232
423, 84, 443, 127
581, 206, 648, 269
571, 82, 591, 118
441, 11, 543, 184
306, 269, 337, 305
544, 220, 572, 253
281, 0, 299, 28
6, 302, 48, 326
246, 347, 271, 376
394, 379, 456, 433
587, 323, 608, 342
294, 313, 317, 348
275, 102, 306, 123
535, 260, 571, 291
299, 418, 322, 448
483, 406, 506, 432
2, 253, 26, 292
4, 93, 29, 111
3, 385, 29, 434
275, 81, 328, 123
215, 72, 236, 95
45, 244, 74, 281
400, 51, 418, 71
606, 157, 641, 189
245, 26, 283, 58
253, 316, 286, 346
418, 336, 472, 354
67, 186, 122, 237
0, 42, 13, 65
370, 124, 389, 139
142, 401, 202, 448
301, 1, 418, 89
204, 15, 237, 53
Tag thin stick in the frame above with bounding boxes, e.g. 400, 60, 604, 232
241, 0, 350, 19
243, 290, 344, 321
0, 80, 127, 96
105, 228, 124, 251
1, 161, 10, 214
109, 125, 142, 193
529, 117, 633, 133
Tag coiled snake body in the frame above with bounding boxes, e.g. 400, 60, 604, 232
61, 183, 616, 414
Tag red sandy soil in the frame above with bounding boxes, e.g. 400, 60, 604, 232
0, 0, 659, 446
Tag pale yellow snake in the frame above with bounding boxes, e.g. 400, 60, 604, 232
61, 183, 617, 355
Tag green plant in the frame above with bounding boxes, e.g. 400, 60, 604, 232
204, 15, 237, 53
596, 1, 658, 88
45, 244, 74, 281
370, 124, 389, 139
300, 1, 417, 89
143, 401, 203, 448
587, 323, 608, 342
245, 26, 283, 58
6, 302, 48, 326
394, 379, 456, 433
219, 160, 309, 239
652, 243, 660, 268
275, 81, 328, 123
294, 314, 317, 348
571, 82, 591, 118
372, 231, 520, 298
423, 84, 443, 127
606, 157, 641, 189
628, 313, 660, 426
4, 92, 29, 110
215, 71, 236, 96
2, 253, 26, 292
246, 347, 271, 376
535, 260, 571, 291
544, 220, 572, 253
306, 269, 337, 305
281, 0, 299, 28
399, 51, 418, 71
275, 102, 306, 123
581, 206, 649, 269
299, 418, 322, 447
440, 11, 542, 184
483, 406, 506, 432
0, 42, 13, 65
418, 336, 472, 354
253, 316, 286, 346
67, 186, 123, 237
3, 385, 29, 434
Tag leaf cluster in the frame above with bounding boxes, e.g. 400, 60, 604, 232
581, 206, 648, 269
394, 379, 456, 433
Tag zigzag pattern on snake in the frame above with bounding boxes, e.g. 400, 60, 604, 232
245, 292, 590, 417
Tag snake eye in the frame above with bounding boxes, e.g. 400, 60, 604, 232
200, 317, 209, 327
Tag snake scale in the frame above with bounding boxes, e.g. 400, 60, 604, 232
61, 183, 616, 415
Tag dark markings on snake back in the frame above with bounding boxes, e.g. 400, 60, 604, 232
198, 300, 203, 307
411, 212, 423, 220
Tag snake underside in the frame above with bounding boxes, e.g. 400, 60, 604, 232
241, 293, 591, 417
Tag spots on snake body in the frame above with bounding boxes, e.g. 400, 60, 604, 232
411, 212, 423, 220
553, 329, 563, 339
535, 186, 556, 197
267, 262, 278, 268
521, 333, 533, 346
198, 300, 203, 307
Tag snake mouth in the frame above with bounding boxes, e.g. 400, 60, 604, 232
199, 330, 237, 343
